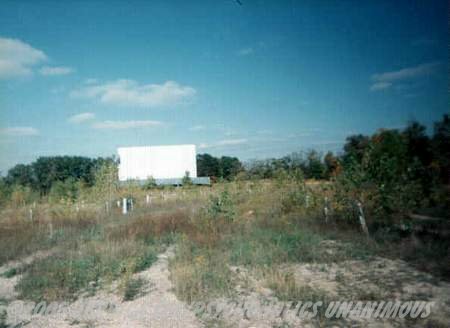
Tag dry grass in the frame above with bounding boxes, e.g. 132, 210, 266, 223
2, 179, 448, 313
0, 204, 101, 265
264, 269, 329, 303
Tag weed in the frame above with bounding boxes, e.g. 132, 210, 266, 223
123, 277, 146, 301
170, 239, 235, 303
0, 308, 6, 328
265, 270, 328, 303
1, 268, 18, 278
134, 247, 158, 273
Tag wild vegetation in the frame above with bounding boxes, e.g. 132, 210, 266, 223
0, 115, 449, 327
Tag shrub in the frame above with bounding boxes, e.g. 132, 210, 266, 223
143, 176, 157, 190
170, 238, 235, 303
182, 171, 193, 187
10, 184, 35, 207
16, 239, 157, 301
48, 178, 80, 203
189, 190, 236, 246
265, 269, 328, 303
123, 277, 146, 301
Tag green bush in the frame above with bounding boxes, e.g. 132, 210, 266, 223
143, 176, 157, 190
182, 171, 193, 187
123, 277, 146, 301
134, 248, 158, 272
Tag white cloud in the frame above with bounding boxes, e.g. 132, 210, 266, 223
0, 37, 47, 79
189, 125, 206, 131
199, 138, 248, 149
68, 112, 95, 124
39, 66, 74, 76
217, 138, 247, 146
372, 62, 439, 82
92, 120, 163, 130
237, 47, 254, 56
0, 126, 39, 136
84, 78, 98, 85
370, 62, 439, 92
257, 130, 273, 135
71, 80, 196, 108
370, 82, 392, 91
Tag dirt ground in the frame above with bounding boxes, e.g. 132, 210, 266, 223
1, 248, 201, 328
1, 246, 449, 328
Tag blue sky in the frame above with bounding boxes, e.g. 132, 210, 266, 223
0, 0, 448, 173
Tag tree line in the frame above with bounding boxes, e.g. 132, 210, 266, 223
1, 115, 448, 211
1, 156, 115, 195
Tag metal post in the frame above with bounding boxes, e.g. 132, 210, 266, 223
357, 201, 369, 237
122, 198, 127, 215
324, 197, 329, 223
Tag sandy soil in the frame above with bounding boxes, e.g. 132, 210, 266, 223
192, 258, 450, 327
2, 248, 202, 328
1, 247, 449, 328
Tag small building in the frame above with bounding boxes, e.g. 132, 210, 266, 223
117, 144, 209, 185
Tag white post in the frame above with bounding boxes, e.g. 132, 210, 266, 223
324, 197, 329, 223
146, 194, 150, 205
305, 194, 310, 208
29, 208, 33, 222
357, 201, 369, 237
117, 200, 121, 208
122, 198, 127, 215
49, 222, 53, 239
130, 199, 134, 211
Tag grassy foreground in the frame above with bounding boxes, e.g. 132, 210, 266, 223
0, 179, 448, 324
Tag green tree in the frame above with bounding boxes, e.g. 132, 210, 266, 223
432, 114, 450, 184
343, 134, 370, 165
6, 164, 35, 187
31, 156, 97, 194
48, 177, 80, 202
324, 151, 339, 179
305, 150, 325, 179
403, 121, 431, 166
91, 161, 118, 202
219, 156, 242, 180
197, 153, 220, 177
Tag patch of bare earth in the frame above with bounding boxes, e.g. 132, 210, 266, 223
0, 249, 55, 301
2, 248, 203, 328
191, 258, 450, 328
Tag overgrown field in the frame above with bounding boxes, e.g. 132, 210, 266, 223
1, 177, 449, 327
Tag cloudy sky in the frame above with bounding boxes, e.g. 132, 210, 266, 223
0, 0, 448, 173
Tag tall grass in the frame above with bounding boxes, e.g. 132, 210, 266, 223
0, 204, 101, 265
2, 178, 448, 306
